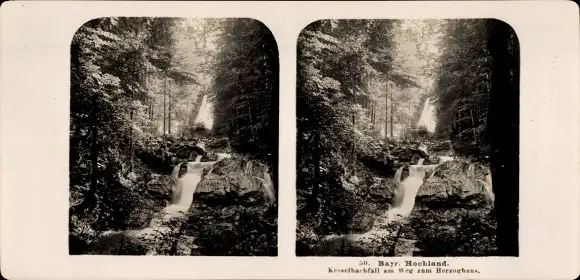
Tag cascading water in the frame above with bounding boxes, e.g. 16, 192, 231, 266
417, 98, 436, 133
130, 156, 226, 240
315, 161, 440, 255
387, 164, 431, 222
314, 143, 463, 255
252, 166, 276, 206
193, 94, 214, 130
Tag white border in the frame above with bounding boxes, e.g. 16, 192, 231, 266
0, 1, 578, 279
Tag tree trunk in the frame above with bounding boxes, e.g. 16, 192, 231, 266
352, 93, 356, 162
69, 125, 82, 170
73, 109, 99, 216
390, 83, 394, 139
371, 101, 375, 124
163, 78, 167, 134
202, 24, 207, 49
487, 20, 519, 256
309, 130, 322, 225
407, 99, 411, 139
149, 74, 154, 122
89, 122, 98, 206
146, 72, 152, 121
470, 109, 479, 146
168, 84, 172, 135
149, 96, 152, 121
150, 97, 154, 122
184, 101, 189, 137
248, 105, 255, 141
129, 58, 137, 172
130, 108, 134, 172
386, 84, 390, 138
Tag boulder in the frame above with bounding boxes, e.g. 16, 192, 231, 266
135, 150, 174, 174
194, 174, 266, 206
358, 152, 397, 177
201, 152, 218, 162
170, 143, 206, 161
187, 203, 277, 256
427, 140, 454, 155
86, 231, 149, 255
193, 157, 276, 206
206, 137, 230, 151
145, 174, 173, 200
121, 174, 174, 229
365, 177, 396, 202
183, 156, 277, 256
125, 209, 153, 229
347, 209, 376, 233
390, 144, 429, 165
210, 157, 243, 175
409, 206, 497, 256
421, 155, 441, 165
417, 161, 492, 209
210, 157, 271, 177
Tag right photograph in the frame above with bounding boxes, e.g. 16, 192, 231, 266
296, 19, 519, 257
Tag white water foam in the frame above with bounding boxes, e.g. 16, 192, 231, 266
193, 95, 214, 130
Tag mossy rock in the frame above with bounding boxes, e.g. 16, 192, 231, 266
417, 160, 491, 209
201, 152, 218, 162
348, 210, 376, 233
206, 137, 230, 150
194, 174, 266, 206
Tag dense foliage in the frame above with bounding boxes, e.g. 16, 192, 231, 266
70, 17, 193, 236
432, 19, 519, 255
432, 20, 491, 160
212, 19, 279, 168
296, 19, 424, 238
188, 204, 277, 256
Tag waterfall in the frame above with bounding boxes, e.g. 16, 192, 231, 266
94, 142, 236, 255
417, 98, 436, 133
388, 165, 425, 222
261, 170, 276, 205
387, 163, 442, 223
193, 94, 214, 130
128, 148, 229, 242
170, 163, 185, 204
251, 164, 276, 206
476, 173, 495, 206
141, 160, 204, 234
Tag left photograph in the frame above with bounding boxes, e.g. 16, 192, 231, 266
69, 17, 279, 256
